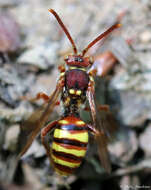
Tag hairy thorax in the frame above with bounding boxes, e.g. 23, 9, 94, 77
61, 69, 89, 116
65, 69, 89, 93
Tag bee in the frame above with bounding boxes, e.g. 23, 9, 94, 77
18, 9, 120, 176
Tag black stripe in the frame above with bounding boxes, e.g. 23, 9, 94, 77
53, 137, 87, 147
52, 149, 83, 161
54, 163, 77, 174
56, 124, 87, 131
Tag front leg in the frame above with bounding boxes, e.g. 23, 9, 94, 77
30, 92, 50, 102
29, 93, 61, 105
86, 77, 96, 125
21, 65, 65, 103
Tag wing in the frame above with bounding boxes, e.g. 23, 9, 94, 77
95, 104, 118, 173
87, 89, 118, 173
17, 78, 64, 157
95, 105, 118, 140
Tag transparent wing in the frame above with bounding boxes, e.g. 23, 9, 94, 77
87, 90, 118, 173
95, 105, 118, 173
95, 132, 111, 173
17, 82, 63, 157
95, 105, 118, 140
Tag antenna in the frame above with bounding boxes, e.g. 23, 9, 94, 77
82, 23, 121, 56
49, 9, 78, 54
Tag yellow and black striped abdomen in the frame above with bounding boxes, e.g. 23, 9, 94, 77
51, 116, 88, 176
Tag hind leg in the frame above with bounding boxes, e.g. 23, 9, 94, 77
41, 121, 58, 159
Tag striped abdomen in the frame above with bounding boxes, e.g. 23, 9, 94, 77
51, 116, 88, 176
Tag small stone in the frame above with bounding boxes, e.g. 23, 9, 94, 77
109, 71, 151, 126
0, 12, 21, 52
139, 124, 151, 157
18, 42, 59, 69
120, 176, 131, 190
22, 141, 46, 158
0, 0, 20, 7
140, 31, 151, 43
109, 129, 138, 162
4, 124, 20, 152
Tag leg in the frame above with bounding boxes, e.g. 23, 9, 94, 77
84, 106, 91, 112
87, 82, 117, 137
18, 76, 65, 157
84, 104, 109, 112
86, 80, 96, 125
41, 120, 58, 158
89, 69, 97, 76
21, 93, 60, 106
31, 92, 50, 102
98, 105, 109, 112
58, 64, 65, 73
20, 92, 50, 103
87, 124, 99, 135
21, 65, 65, 103
87, 124, 106, 138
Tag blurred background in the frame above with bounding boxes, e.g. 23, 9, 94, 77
0, 0, 151, 189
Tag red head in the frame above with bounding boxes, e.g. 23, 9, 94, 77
49, 9, 121, 68
64, 55, 92, 67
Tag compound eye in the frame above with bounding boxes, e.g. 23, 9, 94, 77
74, 57, 78, 62
75, 57, 83, 62
79, 58, 83, 62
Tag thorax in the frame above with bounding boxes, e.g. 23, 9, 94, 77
65, 67, 89, 96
